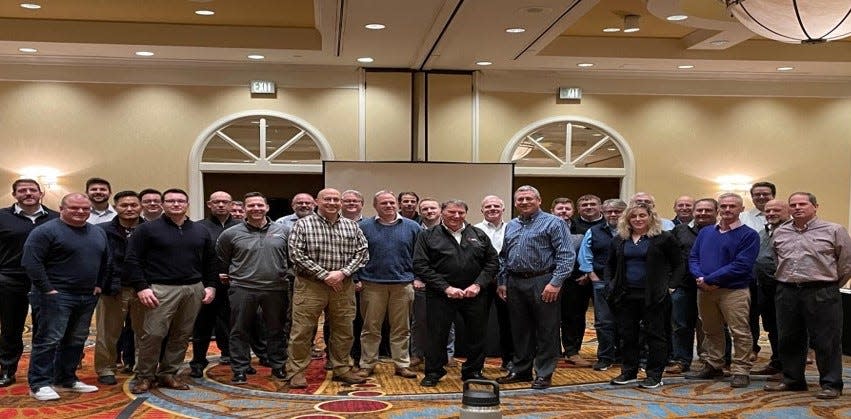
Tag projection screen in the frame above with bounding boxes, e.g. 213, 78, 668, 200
323, 161, 514, 219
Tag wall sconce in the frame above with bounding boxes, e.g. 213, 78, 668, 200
715, 174, 752, 194
20, 166, 60, 190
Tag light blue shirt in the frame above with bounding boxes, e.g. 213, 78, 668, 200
497, 209, 575, 287
578, 225, 618, 273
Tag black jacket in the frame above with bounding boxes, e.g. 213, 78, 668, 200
97, 217, 144, 295
604, 231, 683, 307
413, 224, 499, 295
0, 205, 59, 291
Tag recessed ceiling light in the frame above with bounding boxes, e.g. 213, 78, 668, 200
710, 40, 730, 46
602, 27, 621, 33
19, 3, 41, 9
195, 9, 215, 16
678, 64, 694, 69
135, 51, 154, 57
623, 27, 640, 33
607, 147, 617, 151
476, 61, 492, 66
666, 15, 688, 21
577, 63, 594, 67
505, 27, 526, 33
18, 47, 37, 53
247, 54, 265, 60
777, 66, 794, 71
357, 57, 374, 63
364, 23, 385, 30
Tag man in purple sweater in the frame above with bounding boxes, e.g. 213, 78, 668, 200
686, 193, 759, 388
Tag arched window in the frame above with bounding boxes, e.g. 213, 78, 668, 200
188, 110, 333, 218
501, 116, 635, 198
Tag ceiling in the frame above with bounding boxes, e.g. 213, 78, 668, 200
1, 0, 850, 84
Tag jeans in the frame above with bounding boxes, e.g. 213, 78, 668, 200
591, 281, 617, 363
670, 287, 697, 365
27, 291, 98, 390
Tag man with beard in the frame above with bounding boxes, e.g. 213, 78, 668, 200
550, 197, 575, 231
414, 199, 499, 386
666, 198, 718, 374
276, 193, 316, 229
217, 192, 290, 384
94, 191, 143, 386
672, 196, 695, 226
86, 177, 115, 224
24, 193, 109, 400
474, 195, 513, 371
497, 185, 574, 390
190, 191, 239, 377
577, 198, 627, 371
0, 179, 58, 387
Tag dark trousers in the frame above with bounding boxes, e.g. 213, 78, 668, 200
748, 281, 761, 353
614, 289, 669, 381
410, 289, 427, 358
228, 287, 288, 373
757, 278, 781, 369
488, 285, 514, 366
250, 308, 269, 362
670, 287, 697, 365
0, 279, 30, 374
27, 292, 98, 390
191, 285, 231, 367
560, 278, 591, 356
116, 314, 135, 367
507, 275, 561, 378
424, 292, 488, 378
592, 280, 618, 363
775, 282, 843, 390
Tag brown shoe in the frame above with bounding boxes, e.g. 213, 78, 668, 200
565, 354, 592, 368
764, 382, 808, 392
409, 356, 423, 368
395, 367, 417, 379
354, 368, 374, 378
288, 372, 307, 389
158, 375, 189, 390
130, 378, 154, 394
333, 371, 366, 385
664, 362, 687, 374
751, 365, 781, 376
767, 372, 783, 382
816, 387, 841, 399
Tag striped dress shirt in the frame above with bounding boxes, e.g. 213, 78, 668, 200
497, 209, 575, 287
288, 212, 369, 280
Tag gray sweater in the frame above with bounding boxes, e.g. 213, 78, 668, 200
216, 219, 290, 291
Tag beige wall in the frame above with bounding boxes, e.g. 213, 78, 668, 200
427, 73, 472, 162
479, 92, 851, 225
364, 72, 412, 160
0, 81, 358, 209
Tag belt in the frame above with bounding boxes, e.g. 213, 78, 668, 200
778, 280, 836, 289
508, 269, 553, 279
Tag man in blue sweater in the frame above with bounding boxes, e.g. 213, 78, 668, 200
356, 191, 420, 379
686, 193, 759, 388
23, 193, 109, 401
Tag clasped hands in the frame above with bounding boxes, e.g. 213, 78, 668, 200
445, 283, 480, 299
695, 277, 719, 292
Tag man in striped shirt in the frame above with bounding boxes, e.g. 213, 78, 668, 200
285, 188, 369, 388
496, 185, 575, 390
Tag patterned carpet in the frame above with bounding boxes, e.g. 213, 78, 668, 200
2, 325, 850, 417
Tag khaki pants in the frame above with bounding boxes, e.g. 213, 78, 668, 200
286, 276, 356, 377
136, 283, 204, 380
359, 282, 414, 369
697, 287, 753, 375
94, 287, 143, 376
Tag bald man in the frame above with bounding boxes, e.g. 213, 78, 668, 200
672, 196, 695, 226
276, 193, 316, 229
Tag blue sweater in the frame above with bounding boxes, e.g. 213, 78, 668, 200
358, 217, 420, 283
688, 225, 759, 289
22, 219, 109, 294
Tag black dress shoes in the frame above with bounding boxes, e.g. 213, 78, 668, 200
231, 372, 247, 384
764, 382, 808, 392
271, 368, 286, 379
0, 372, 16, 387
245, 366, 257, 375
496, 371, 533, 384
531, 375, 552, 390
461, 371, 486, 381
189, 365, 204, 378
420, 374, 444, 387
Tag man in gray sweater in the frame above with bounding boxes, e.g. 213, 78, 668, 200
216, 192, 291, 384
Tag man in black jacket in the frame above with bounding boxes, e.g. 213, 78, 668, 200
125, 188, 218, 394
0, 179, 58, 387
413, 199, 499, 386
94, 191, 143, 385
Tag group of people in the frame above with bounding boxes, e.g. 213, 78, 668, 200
0, 177, 847, 402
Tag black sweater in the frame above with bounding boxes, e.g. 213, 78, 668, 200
124, 216, 217, 292
413, 224, 499, 295
0, 205, 59, 290
97, 217, 143, 294
22, 219, 109, 294
604, 231, 683, 307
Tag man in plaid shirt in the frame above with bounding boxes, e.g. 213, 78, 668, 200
284, 188, 369, 388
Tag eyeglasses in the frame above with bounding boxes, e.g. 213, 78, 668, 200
164, 199, 187, 204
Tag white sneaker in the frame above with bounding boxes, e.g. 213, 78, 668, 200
30, 386, 61, 401
59, 381, 99, 393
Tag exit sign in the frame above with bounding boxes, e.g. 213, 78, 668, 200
250, 80, 276, 94
558, 87, 582, 100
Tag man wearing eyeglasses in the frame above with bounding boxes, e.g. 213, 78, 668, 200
125, 188, 218, 394
276, 193, 316, 229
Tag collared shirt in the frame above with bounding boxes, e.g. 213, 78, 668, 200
660, 218, 676, 231
578, 223, 617, 273
474, 220, 506, 252
14, 203, 47, 223
740, 208, 766, 233
773, 217, 851, 284
275, 213, 301, 229
376, 213, 403, 226
87, 204, 116, 224
717, 219, 744, 233
288, 212, 369, 280
497, 209, 575, 287
441, 222, 465, 244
